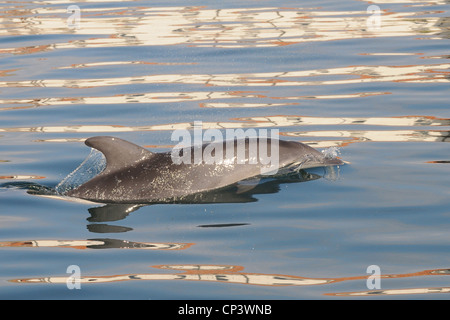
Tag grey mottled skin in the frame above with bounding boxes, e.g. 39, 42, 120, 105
65, 136, 343, 203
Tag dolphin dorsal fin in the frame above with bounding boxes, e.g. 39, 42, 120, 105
84, 136, 154, 173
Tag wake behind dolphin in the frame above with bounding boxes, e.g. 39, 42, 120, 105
59, 136, 344, 204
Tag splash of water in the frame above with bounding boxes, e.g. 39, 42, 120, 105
55, 148, 106, 195
323, 165, 341, 181
322, 147, 342, 181
322, 146, 341, 160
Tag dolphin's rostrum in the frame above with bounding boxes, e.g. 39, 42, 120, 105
65, 136, 344, 203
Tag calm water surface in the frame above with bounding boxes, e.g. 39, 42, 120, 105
0, 0, 449, 299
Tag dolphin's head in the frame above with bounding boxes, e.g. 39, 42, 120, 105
278, 140, 344, 170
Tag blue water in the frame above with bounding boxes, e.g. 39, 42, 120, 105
0, 0, 449, 299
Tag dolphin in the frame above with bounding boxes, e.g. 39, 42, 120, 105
64, 136, 344, 203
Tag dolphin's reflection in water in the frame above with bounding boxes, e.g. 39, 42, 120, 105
2, 168, 325, 232
84, 169, 323, 225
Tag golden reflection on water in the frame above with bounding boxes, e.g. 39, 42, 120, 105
57, 61, 197, 70
1, 4, 448, 153
0, 6, 447, 51
283, 129, 450, 146
10, 264, 332, 286
9, 262, 450, 296
360, 0, 447, 5
328, 286, 450, 296
0, 116, 447, 149
0, 239, 193, 250
1, 63, 448, 89
0, 175, 45, 180
1, 115, 449, 132
0, 91, 263, 109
